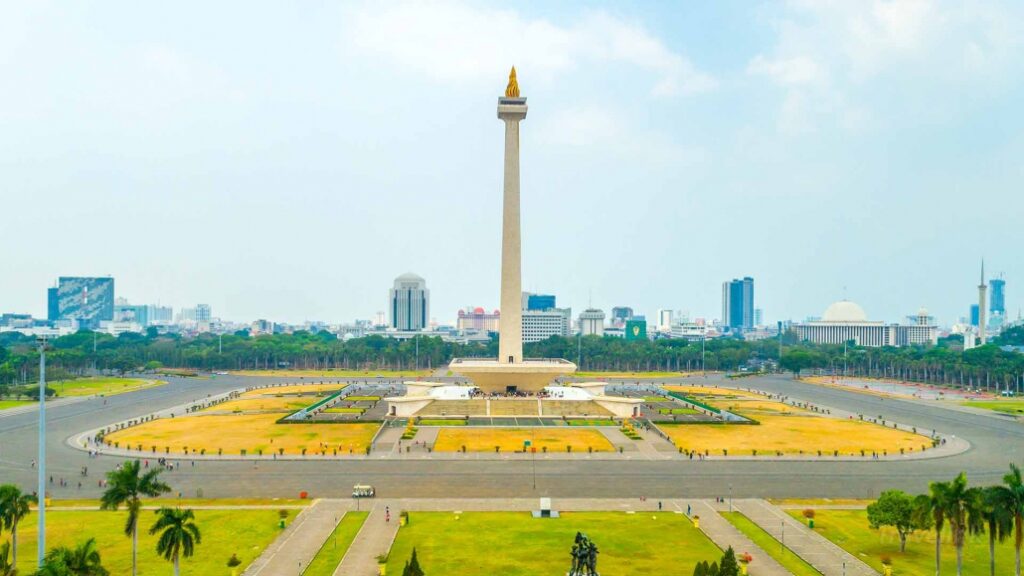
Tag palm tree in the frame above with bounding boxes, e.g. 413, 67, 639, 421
0, 541, 15, 576
981, 486, 1013, 576
149, 507, 201, 576
942, 473, 986, 576
36, 538, 108, 576
916, 481, 952, 576
99, 460, 170, 576
0, 484, 36, 567
990, 464, 1024, 576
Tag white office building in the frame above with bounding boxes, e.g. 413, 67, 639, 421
578, 308, 606, 336
522, 307, 571, 342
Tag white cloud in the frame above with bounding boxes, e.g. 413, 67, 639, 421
747, 54, 822, 86
344, 1, 715, 97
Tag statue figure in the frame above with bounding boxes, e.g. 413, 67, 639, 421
568, 532, 598, 575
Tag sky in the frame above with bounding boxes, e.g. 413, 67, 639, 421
2, 1, 1023, 327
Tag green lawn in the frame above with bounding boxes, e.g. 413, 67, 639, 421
721, 512, 821, 576
418, 419, 467, 426
5, 508, 290, 575
787, 509, 1018, 576
342, 396, 381, 402
961, 400, 1024, 415
643, 396, 668, 402
0, 400, 31, 411
53, 377, 165, 397
323, 407, 366, 414
658, 408, 700, 415
385, 511, 721, 576
566, 419, 618, 426
304, 511, 368, 575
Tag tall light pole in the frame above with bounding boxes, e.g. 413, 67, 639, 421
701, 333, 706, 377
37, 336, 48, 567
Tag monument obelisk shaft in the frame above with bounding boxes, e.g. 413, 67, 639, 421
498, 68, 527, 365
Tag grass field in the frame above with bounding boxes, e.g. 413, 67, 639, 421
960, 400, 1024, 414
433, 428, 613, 452
240, 384, 346, 397
233, 369, 431, 378
304, 511, 369, 576
658, 408, 700, 415
566, 419, 618, 426
45, 498, 310, 509
0, 399, 30, 411
789, 509, 1017, 576
417, 419, 466, 426
342, 396, 381, 402
209, 397, 314, 413
722, 512, 821, 576
51, 377, 164, 397
104, 414, 380, 455
3, 508, 290, 575
385, 512, 720, 576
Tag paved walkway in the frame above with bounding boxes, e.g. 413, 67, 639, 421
334, 502, 401, 576
680, 500, 791, 576
243, 499, 352, 576
731, 499, 878, 576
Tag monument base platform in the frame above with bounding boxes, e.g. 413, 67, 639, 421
449, 358, 577, 393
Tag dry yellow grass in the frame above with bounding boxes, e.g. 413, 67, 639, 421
433, 428, 613, 452
232, 369, 430, 378
104, 413, 380, 455
239, 383, 346, 397
664, 385, 761, 400
661, 414, 929, 456
206, 397, 314, 413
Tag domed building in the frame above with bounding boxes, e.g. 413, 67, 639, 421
456, 306, 500, 332
793, 300, 937, 347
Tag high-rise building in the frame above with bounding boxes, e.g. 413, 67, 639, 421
525, 293, 556, 311
196, 304, 212, 323
47, 287, 59, 321
50, 277, 115, 329
722, 277, 754, 331
754, 308, 764, 327
388, 273, 429, 331
990, 277, 1006, 316
610, 307, 633, 327
147, 305, 173, 325
656, 309, 674, 331
578, 308, 605, 336
970, 304, 980, 327
114, 302, 149, 326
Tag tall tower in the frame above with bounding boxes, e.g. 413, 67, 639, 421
497, 67, 527, 364
978, 260, 988, 345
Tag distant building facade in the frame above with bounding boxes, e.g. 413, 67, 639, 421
657, 309, 674, 331
525, 294, 556, 311
991, 278, 1006, 315
457, 307, 500, 332
578, 308, 606, 336
793, 301, 937, 348
722, 277, 754, 332
388, 273, 429, 331
50, 277, 115, 329
522, 308, 571, 342
624, 318, 647, 341
610, 307, 633, 328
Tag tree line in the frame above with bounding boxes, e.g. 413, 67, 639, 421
0, 327, 1022, 392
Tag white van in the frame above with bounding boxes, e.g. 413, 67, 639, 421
352, 484, 375, 498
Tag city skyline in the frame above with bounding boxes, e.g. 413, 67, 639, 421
3, 2, 1022, 325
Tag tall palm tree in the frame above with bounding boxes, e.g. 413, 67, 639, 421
0, 541, 15, 576
990, 464, 1024, 576
149, 507, 201, 576
916, 481, 952, 576
99, 460, 170, 576
0, 484, 36, 567
36, 538, 108, 576
982, 486, 1013, 576
942, 473, 986, 576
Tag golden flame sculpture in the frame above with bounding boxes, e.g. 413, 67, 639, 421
505, 66, 520, 98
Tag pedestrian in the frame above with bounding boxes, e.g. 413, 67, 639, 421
658, 501, 662, 511
687, 504, 691, 516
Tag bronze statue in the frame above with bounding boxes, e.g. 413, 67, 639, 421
568, 532, 599, 576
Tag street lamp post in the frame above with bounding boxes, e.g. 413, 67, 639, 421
37, 336, 48, 568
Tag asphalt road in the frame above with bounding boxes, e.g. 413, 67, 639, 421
0, 373, 1019, 500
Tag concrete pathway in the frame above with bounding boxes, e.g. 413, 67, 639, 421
243, 499, 352, 576
679, 500, 791, 576
731, 499, 878, 576
334, 501, 401, 576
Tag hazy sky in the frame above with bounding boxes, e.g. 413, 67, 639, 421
3, 1, 1023, 326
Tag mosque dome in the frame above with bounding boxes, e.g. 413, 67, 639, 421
822, 300, 868, 323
